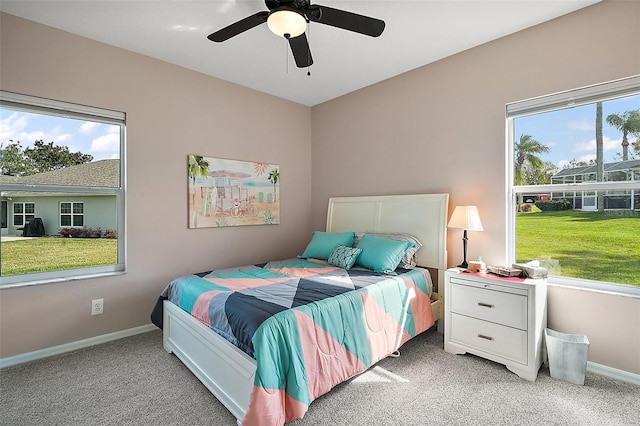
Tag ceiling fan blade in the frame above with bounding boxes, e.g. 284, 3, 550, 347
307, 5, 385, 37
288, 33, 313, 68
207, 11, 269, 42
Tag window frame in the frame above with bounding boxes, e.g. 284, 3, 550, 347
0, 91, 126, 287
506, 75, 640, 296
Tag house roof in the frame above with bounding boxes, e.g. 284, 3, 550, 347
552, 160, 640, 178
0, 160, 120, 187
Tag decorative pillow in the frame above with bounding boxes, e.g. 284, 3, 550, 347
299, 231, 356, 260
355, 234, 416, 274
354, 232, 422, 268
327, 245, 363, 269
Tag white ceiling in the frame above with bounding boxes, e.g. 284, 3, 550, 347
0, 1, 600, 106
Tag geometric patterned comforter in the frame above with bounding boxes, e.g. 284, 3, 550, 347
163, 258, 435, 426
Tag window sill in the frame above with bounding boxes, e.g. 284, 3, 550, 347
0, 270, 126, 289
547, 276, 640, 298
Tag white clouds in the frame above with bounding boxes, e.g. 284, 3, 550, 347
1, 110, 120, 160
79, 121, 98, 134
554, 136, 624, 167
0, 111, 73, 147
91, 133, 119, 153
81, 122, 120, 158
572, 136, 621, 155
0, 112, 29, 143
50, 126, 72, 143
604, 138, 622, 153
568, 119, 594, 132
577, 154, 596, 163
572, 139, 593, 152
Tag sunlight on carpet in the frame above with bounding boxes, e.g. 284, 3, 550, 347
351, 365, 410, 383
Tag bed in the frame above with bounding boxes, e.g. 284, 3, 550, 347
156, 193, 449, 425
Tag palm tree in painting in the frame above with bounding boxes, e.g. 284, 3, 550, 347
268, 168, 280, 203
606, 109, 640, 161
514, 134, 549, 211
188, 155, 209, 227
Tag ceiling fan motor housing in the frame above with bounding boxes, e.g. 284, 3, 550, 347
265, 0, 311, 12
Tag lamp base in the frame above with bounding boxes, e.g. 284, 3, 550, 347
458, 229, 469, 270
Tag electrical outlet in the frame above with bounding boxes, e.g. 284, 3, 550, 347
92, 299, 104, 315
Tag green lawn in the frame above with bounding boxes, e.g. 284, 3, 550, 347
2, 213, 639, 288
1, 238, 117, 276
516, 211, 640, 287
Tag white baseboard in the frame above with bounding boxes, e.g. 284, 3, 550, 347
0, 324, 157, 369
587, 361, 640, 385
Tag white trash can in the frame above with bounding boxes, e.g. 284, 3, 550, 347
544, 328, 590, 385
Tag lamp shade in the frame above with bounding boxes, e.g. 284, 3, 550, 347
267, 9, 307, 38
447, 205, 484, 231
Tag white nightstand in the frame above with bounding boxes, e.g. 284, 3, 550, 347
444, 268, 547, 381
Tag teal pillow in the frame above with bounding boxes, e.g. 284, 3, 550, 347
355, 234, 415, 273
299, 231, 356, 260
327, 245, 363, 269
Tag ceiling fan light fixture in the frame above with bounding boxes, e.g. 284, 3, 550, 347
267, 8, 306, 39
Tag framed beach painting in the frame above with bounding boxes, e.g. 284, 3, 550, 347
188, 155, 280, 228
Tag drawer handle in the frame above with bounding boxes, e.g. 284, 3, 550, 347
477, 334, 494, 341
477, 302, 494, 308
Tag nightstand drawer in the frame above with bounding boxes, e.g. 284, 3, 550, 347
450, 283, 527, 329
450, 313, 527, 364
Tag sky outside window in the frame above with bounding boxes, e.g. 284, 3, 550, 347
514, 94, 640, 169
0, 110, 119, 161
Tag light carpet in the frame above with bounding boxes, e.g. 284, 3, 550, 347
1, 329, 638, 426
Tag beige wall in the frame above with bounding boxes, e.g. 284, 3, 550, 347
1, 1, 639, 376
0, 13, 312, 358
310, 0, 640, 374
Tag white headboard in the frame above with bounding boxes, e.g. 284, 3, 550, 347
325, 193, 449, 274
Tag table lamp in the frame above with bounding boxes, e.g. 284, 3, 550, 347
447, 205, 484, 269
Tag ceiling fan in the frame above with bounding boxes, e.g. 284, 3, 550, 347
207, 0, 385, 68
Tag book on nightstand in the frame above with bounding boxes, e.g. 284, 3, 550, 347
487, 265, 522, 277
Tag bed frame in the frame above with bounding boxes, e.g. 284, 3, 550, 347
163, 193, 449, 423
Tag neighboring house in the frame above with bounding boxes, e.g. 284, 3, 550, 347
0, 160, 119, 236
549, 159, 640, 210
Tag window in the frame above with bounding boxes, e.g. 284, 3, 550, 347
13, 202, 35, 227
60, 202, 84, 227
507, 76, 640, 293
0, 91, 125, 286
